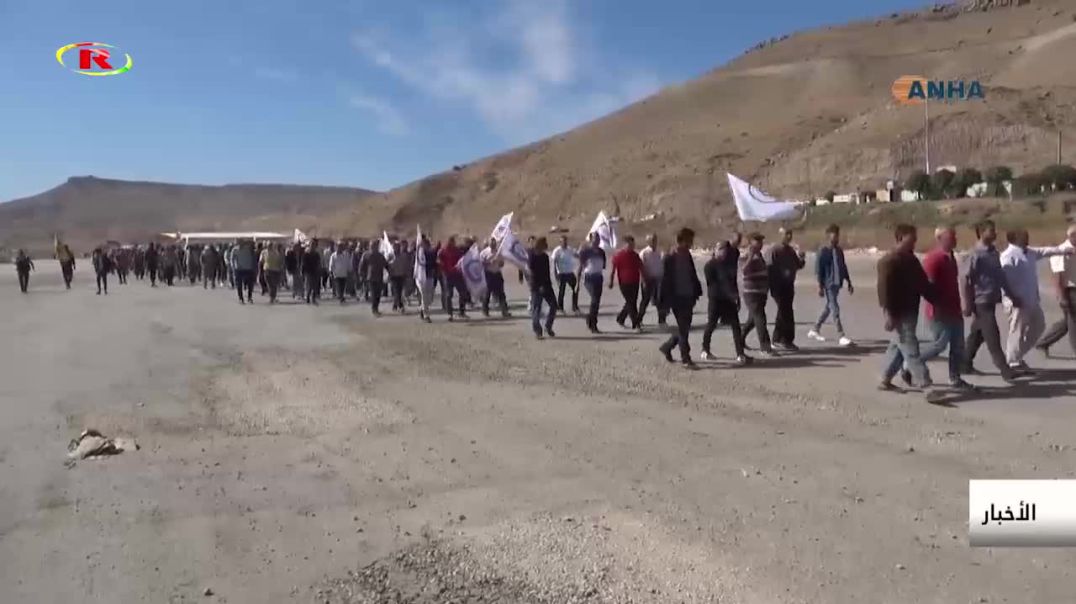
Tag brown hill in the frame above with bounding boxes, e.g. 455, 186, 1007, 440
329, 0, 1076, 241
0, 176, 378, 255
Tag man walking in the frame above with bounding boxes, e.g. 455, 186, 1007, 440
480, 238, 510, 318
14, 249, 34, 293
808, 224, 854, 346
552, 236, 580, 313
361, 240, 388, 316
702, 241, 750, 365
438, 236, 468, 321
740, 232, 774, 357
233, 239, 257, 304
92, 247, 112, 295
920, 227, 975, 390
302, 240, 323, 305
767, 227, 806, 350
999, 229, 1070, 369
877, 224, 939, 402
609, 235, 644, 331
57, 243, 76, 289
416, 236, 437, 323
578, 233, 607, 333
1037, 225, 1076, 358
638, 234, 667, 326
388, 241, 410, 312
145, 243, 159, 287
261, 242, 285, 303
658, 228, 703, 368
962, 220, 1020, 382
528, 237, 557, 339
330, 242, 353, 305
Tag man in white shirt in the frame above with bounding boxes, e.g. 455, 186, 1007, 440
480, 237, 510, 318
1037, 225, 1076, 358
329, 242, 354, 305
1000, 229, 1070, 368
638, 233, 668, 326
551, 236, 580, 313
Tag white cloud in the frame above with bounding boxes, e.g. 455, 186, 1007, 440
349, 94, 409, 136
349, 1, 659, 143
254, 67, 298, 83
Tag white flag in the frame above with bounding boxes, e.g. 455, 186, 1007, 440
498, 230, 530, 271
490, 212, 514, 243
293, 228, 310, 245
456, 244, 487, 298
726, 173, 803, 223
588, 211, 618, 253
413, 225, 427, 283
380, 231, 396, 262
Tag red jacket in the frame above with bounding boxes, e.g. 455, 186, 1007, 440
922, 248, 961, 320
438, 245, 463, 276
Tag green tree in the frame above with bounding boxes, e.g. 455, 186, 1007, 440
1041, 164, 1076, 191
930, 169, 956, 200
953, 168, 983, 198
984, 166, 1013, 197
1014, 172, 1046, 196
824, 190, 836, 203
904, 170, 930, 200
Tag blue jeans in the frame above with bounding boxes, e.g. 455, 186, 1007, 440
583, 273, 603, 329
882, 316, 932, 386
920, 317, 964, 384
814, 286, 844, 335
530, 287, 557, 335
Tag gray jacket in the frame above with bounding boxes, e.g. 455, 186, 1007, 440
965, 242, 1015, 306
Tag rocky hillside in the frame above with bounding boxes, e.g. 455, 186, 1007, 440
330, 0, 1076, 240
0, 177, 377, 255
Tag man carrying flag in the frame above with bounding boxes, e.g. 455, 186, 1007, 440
439, 235, 468, 321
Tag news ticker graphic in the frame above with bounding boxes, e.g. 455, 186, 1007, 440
970, 480, 1076, 547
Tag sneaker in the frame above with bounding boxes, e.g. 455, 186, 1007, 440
949, 379, 977, 391
734, 355, 754, 367
545, 328, 556, 338
776, 342, 800, 352
700, 351, 714, 361
616, 319, 627, 329
660, 347, 675, 363
837, 336, 853, 347
423, 316, 432, 324
807, 329, 825, 342
877, 381, 899, 392
682, 359, 699, 370
535, 332, 545, 340
900, 370, 913, 387
758, 349, 776, 359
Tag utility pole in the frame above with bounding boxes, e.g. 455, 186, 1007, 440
1058, 130, 1063, 165
924, 98, 931, 174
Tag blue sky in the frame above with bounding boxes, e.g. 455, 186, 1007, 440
0, 0, 926, 202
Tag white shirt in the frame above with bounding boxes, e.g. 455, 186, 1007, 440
1049, 240, 1076, 288
639, 246, 664, 279
480, 246, 504, 274
1001, 244, 1067, 307
551, 245, 578, 275
329, 250, 353, 278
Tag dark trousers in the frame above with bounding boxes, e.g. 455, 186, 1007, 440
305, 272, 321, 303
17, 270, 29, 292
390, 275, 406, 310
259, 268, 268, 295
483, 272, 508, 315
335, 277, 348, 302
235, 269, 254, 301
1039, 288, 1076, 355
61, 261, 73, 288
703, 297, 745, 357
148, 265, 158, 286
370, 280, 384, 313
617, 282, 641, 328
556, 273, 579, 312
95, 272, 108, 293
163, 266, 175, 286
443, 273, 467, 317
964, 302, 1009, 373
584, 274, 603, 329
661, 298, 695, 361
741, 293, 772, 352
530, 286, 557, 335
640, 277, 667, 324
771, 286, 796, 346
203, 266, 217, 289
266, 270, 281, 302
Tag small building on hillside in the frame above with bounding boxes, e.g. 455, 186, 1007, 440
833, 193, 859, 204
901, 190, 923, 202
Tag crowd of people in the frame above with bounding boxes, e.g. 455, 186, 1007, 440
13, 219, 1076, 401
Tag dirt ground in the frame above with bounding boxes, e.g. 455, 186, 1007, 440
3, 258, 1076, 603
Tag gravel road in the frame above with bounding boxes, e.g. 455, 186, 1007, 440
3, 259, 1076, 603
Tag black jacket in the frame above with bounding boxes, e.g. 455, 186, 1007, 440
660, 250, 703, 303
704, 256, 738, 302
